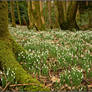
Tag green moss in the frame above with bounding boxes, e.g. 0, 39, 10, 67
0, 2, 9, 37
0, 39, 49, 91
10, 38, 26, 54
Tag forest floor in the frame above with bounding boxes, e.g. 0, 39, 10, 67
0, 25, 92, 91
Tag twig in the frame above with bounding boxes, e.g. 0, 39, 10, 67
0, 86, 3, 90
88, 85, 92, 88
10, 83, 44, 87
11, 88, 19, 92
2, 82, 11, 92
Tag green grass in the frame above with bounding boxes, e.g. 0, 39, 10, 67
2, 26, 91, 91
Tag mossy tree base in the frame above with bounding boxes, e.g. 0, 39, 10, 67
0, 37, 49, 91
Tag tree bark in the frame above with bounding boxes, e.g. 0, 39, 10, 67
10, 0, 16, 27
47, 0, 52, 29
88, 1, 92, 28
54, 1, 59, 28
16, 1, 21, 25
31, 1, 45, 30
39, 0, 45, 25
27, 1, 33, 29
0, 1, 49, 91
57, 1, 79, 30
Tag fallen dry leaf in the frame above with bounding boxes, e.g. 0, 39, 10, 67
88, 85, 92, 88
51, 76, 60, 83
46, 83, 52, 87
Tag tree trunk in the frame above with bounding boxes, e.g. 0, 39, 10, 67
88, 1, 92, 28
10, 0, 16, 27
16, 1, 21, 25
88, 10, 92, 28
47, 0, 52, 29
27, 1, 33, 29
0, 1, 49, 91
31, 1, 45, 30
54, 1, 59, 28
39, 0, 45, 25
57, 1, 79, 30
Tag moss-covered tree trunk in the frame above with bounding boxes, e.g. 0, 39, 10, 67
57, 1, 79, 30
0, 1, 49, 91
16, 1, 21, 25
10, 0, 16, 27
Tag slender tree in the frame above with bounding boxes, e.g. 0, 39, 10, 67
53, 1, 59, 28
16, 1, 21, 25
27, 1, 33, 28
10, 0, 16, 27
39, 0, 45, 25
47, 0, 52, 28
0, 1, 49, 91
